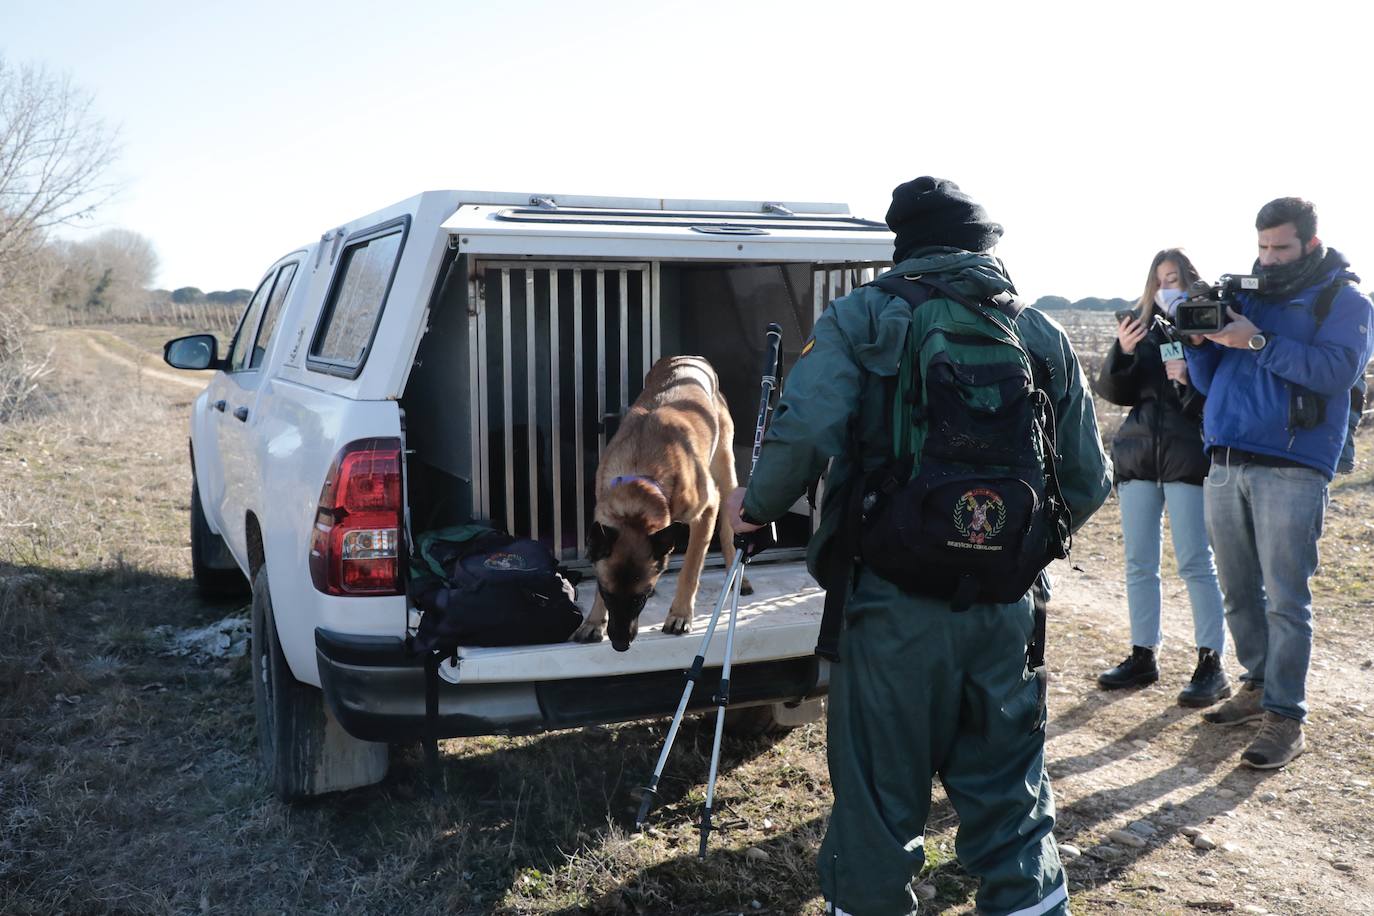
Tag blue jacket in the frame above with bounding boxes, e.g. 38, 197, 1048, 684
1185, 250, 1374, 479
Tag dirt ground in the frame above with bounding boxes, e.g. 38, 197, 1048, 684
1, 317, 1371, 915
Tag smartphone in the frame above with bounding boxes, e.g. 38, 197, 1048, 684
1114, 309, 1135, 324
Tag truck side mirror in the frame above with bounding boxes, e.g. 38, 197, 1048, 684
164, 334, 226, 371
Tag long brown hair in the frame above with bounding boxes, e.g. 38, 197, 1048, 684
1135, 248, 1201, 319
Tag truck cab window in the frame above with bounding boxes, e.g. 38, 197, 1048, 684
309, 227, 404, 374
228, 275, 274, 372
249, 262, 299, 370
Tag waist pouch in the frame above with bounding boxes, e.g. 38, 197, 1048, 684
859, 455, 1057, 609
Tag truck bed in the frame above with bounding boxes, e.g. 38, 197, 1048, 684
439, 561, 823, 685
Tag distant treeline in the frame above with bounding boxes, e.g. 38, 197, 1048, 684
157, 287, 253, 306
1031, 295, 1135, 312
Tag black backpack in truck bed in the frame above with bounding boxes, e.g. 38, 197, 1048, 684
409, 525, 584, 656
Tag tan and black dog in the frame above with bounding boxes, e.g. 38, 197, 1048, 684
575, 355, 749, 651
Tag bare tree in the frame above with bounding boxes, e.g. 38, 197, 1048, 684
0, 57, 119, 271
45, 229, 158, 321
0, 56, 119, 418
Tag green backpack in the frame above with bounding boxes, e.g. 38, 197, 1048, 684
856, 274, 1071, 609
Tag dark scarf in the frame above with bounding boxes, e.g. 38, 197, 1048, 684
1252, 245, 1336, 300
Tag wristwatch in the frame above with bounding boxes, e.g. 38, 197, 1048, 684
1247, 332, 1270, 351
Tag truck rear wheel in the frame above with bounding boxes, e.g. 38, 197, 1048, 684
190, 478, 248, 598
251, 569, 387, 802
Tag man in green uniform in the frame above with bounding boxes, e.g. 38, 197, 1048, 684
725, 177, 1111, 916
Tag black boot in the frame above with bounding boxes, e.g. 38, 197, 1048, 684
1178, 647, 1232, 708
1097, 646, 1159, 689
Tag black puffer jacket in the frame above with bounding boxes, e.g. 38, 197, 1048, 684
1094, 313, 1210, 484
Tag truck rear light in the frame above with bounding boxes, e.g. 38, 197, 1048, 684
309, 438, 405, 595
341, 528, 398, 559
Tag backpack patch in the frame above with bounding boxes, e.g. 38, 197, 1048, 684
481, 551, 533, 571
953, 487, 1006, 548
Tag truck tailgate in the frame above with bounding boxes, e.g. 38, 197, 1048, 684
439, 561, 822, 685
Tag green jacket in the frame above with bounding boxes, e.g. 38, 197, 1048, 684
742, 249, 1113, 585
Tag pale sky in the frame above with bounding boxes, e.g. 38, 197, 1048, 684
5, 0, 1371, 302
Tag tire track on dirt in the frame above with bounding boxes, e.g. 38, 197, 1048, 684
73, 329, 210, 391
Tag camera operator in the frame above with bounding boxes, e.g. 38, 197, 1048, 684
1184, 197, 1374, 769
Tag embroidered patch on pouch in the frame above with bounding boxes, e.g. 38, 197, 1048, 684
950, 487, 1006, 550
483, 552, 532, 571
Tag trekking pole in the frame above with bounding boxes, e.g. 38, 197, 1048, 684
698, 322, 784, 858
698, 553, 747, 858
633, 557, 743, 828
633, 323, 784, 834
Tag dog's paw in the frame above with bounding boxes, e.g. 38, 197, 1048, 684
572, 619, 606, 643
739, 575, 754, 596
661, 614, 692, 636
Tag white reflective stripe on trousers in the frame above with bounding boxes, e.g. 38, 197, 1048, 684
1001, 880, 1069, 916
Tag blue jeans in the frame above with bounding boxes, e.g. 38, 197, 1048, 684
1203, 462, 1328, 722
1118, 479, 1227, 652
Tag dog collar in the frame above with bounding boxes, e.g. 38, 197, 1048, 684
608, 474, 667, 502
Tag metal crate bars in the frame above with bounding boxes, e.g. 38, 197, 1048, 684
469, 262, 656, 560
467, 260, 885, 561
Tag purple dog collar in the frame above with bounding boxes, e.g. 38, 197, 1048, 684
608, 474, 667, 501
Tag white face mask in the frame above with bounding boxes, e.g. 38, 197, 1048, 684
1154, 287, 1188, 315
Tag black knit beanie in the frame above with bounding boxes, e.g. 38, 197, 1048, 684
885, 176, 1004, 261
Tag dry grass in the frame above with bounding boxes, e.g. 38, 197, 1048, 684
1, 316, 1371, 916
0, 322, 841, 916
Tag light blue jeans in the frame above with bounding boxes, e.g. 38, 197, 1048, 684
1118, 479, 1227, 652
1203, 461, 1328, 722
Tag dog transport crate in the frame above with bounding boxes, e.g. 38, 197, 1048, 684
403, 195, 893, 569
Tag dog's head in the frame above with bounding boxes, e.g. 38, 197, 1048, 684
587, 519, 686, 651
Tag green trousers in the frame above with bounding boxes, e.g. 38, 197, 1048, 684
818, 570, 1068, 916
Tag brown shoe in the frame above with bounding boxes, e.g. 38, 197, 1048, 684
1202, 681, 1264, 725
1241, 711, 1305, 769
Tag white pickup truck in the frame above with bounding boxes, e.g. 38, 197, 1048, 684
164, 190, 893, 802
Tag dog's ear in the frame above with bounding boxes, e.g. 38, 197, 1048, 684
587, 522, 617, 561
648, 521, 688, 559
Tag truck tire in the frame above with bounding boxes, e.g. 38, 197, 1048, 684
251, 569, 387, 802
190, 478, 248, 598
723, 698, 826, 738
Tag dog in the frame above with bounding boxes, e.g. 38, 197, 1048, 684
574, 355, 750, 651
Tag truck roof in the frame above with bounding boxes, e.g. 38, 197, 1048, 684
440, 189, 864, 214
440, 191, 894, 261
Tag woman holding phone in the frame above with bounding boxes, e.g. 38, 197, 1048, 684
1093, 248, 1230, 707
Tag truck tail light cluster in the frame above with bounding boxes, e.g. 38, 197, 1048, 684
309, 438, 405, 595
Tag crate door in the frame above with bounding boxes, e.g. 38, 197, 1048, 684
469, 262, 656, 560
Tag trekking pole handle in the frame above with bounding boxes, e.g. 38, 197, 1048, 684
747, 323, 784, 481
758, 322, 783, 388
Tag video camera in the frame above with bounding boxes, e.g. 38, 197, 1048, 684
1172, 274, 1264, 335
